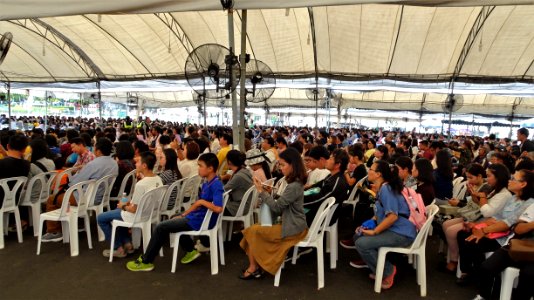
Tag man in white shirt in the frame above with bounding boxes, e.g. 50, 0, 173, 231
97, 151, 163, 258
304, 146, 330, 188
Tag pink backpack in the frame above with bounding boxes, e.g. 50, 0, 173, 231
400, 187, 427, 231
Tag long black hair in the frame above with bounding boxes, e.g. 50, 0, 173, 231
374, 160, 403, 195
487, 163, 510, 194
163, 148, 182, 179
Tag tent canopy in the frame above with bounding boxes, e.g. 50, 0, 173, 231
1, 1, 534, 116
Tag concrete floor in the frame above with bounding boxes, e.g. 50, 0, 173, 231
0, 219, 477, 300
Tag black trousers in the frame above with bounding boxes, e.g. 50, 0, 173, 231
478, 247, 534, 300
457, 230, 501, 274
142, 218, 208, 264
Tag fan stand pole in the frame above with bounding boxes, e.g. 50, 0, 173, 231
448, 110, 452, 140
315, 93, 318, 129
6, 82, 11, 120
228, 9, 240, 151
97, 81, 103, 126
44, 91, 48, 130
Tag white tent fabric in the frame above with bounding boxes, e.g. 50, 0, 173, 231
3, 1, 534, 21
1, 1, 534, 116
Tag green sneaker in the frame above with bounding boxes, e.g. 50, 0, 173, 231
181, 250, 201, 264
126, 255, 154, 272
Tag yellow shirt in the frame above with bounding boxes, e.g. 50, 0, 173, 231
217, 145, 231, 176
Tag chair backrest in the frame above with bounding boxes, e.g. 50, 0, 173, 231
149, 185, 171, 224
58, 180, 95, 218
324, 203, 339, 227
345, 184, 359, 204
117, 170, 137, 200
22, 171, 57, 204
178, 175, 201, 208
160, 178, 186, 213
0, 176, 28, 210
302, 197, 336, 244
233, 186, 258, 217
53, 168, 76, 194
453, 181, 467, 200
89, 174, 117, 207
132, 186, 167, 225
198, 190, 231, 231
406, 204, 439, 251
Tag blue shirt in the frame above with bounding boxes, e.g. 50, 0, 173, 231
186, 176, 224, 230
70, 155, 118, 204
375, 184, 417, 239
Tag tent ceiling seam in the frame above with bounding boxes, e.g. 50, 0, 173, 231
31, 19, 104, 78
259, 10, 279, 71
82, 15, 153, 76
453, 6, 496, 79
2, 38, 57, 81
414, 8, 436, 75
476, 7, 514, 76
387, 5, 405, 75
7, 19, 97, 79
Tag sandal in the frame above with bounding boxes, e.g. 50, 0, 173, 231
239, 268, 263, 280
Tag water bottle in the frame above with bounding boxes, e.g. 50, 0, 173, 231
121, 192, 128, 203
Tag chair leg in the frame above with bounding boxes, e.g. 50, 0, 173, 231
317, 244, 325, 289
36, 217, 45, 254
500, 268, 520, 300
274, 263, 283, 287
218, 229, 225, 266
0, 213, 5, 249
210, 233, 219, 275
14, 208, 23, 243
330, 228, 337, 269
109, 224, 117, 262
142, 224, 151, 254
84, 216, 92, 249
69, 217, 79, 257
32, 204, 40, 237
171, 234, 180, 273
374, 249, 388, 293
418, 252, 427, 297
325, 231, 330, 253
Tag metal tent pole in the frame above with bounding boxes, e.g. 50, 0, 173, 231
228, 8, 240, 150
44, 91, 48, 129
238, 9, 247, 151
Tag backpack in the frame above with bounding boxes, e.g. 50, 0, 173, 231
400, 187, 427, 231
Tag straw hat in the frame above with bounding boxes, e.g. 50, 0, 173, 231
245, 148, 267, 166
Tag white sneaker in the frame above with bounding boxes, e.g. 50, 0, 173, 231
194, 240, 210, 253
42, 232, 63, 242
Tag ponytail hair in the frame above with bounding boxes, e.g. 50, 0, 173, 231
374, 160, 403, 195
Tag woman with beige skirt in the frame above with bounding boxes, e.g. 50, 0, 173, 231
240, 147, 308, 279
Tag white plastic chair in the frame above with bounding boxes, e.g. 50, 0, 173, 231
222, 186, 258, 241
452, 180, 467, 201
253, 178, 275, 223
36, 180, 96, 256
500, 267, 520, 300
109, 169, 137, 203
108, 185, 167, 262
0, 176, 28, 249
170, 190, 231, 275
180, 175, 201, 211
343, 183, 361, 217
275, 197, 336, 289
19, 171, 57, 236
159, 178, 186, 220
52, 168, 76, 194
374, 204, 439, 296
324, 203, 339, 269
87, 174, 117, 241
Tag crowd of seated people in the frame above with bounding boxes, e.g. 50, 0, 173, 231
1, 114, 534, 299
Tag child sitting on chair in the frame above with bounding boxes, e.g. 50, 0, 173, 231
126, 152, 224, 271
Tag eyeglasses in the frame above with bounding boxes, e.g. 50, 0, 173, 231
509, 177, 524, 182
368, 168, 378, 172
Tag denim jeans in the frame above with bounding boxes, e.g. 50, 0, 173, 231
97, 209, 131, 250
354, 230, 414, 276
